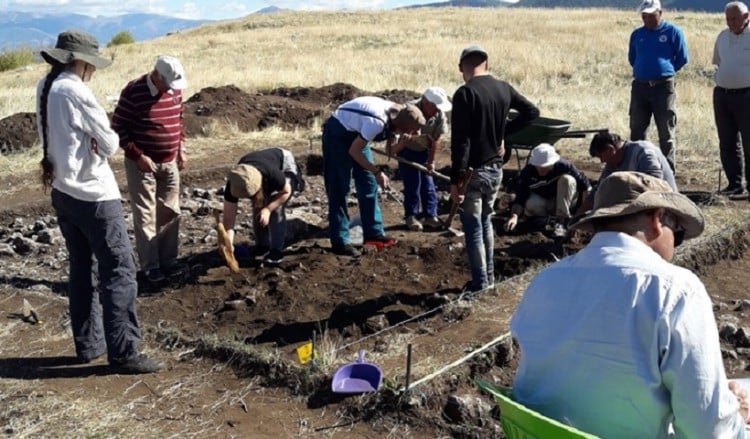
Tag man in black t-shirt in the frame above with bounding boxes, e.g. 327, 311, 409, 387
222, 147, 304, 265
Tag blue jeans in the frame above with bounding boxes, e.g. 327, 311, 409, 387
51, 189, 142, 363
253, 178, 290, 251
398, 148, 437, 218
460, 165, 502, 290
322, 116, 385, 245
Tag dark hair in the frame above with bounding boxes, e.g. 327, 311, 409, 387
589, 131, 621, 157
39, 63, 65, 192
459, 53, 487, 69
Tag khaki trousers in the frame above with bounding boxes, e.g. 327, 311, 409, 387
524, 174, 577, 218
125, 158, 181, 272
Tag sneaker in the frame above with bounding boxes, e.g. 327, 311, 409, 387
331, 243, 361, 257
719, 185, 744, 196
250, 245, 270, 258
406, 216, 423, 231
422, 216, 443, 229
264, 249, 284, 265
110, 354, 164, 374
552, 223, 567, 239
363, 235, 397, 248
162, 261, 188, 277
145, 268, 165, 283
728, 190, 748, 201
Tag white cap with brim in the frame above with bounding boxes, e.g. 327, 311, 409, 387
41, 30, 112, 69
155, 55, 188, 90
570, 171, 704, 240
423, 86, 452, 112
638, 0, 661, 14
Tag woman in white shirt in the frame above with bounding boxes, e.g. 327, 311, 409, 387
37, 30, 162, 374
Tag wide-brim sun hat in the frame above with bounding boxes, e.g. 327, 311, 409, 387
570, 171, 704, 240
227, 164, 262, 199
390, 103, 426, 133
527, 143, 560, 168
41, 30, 112, 69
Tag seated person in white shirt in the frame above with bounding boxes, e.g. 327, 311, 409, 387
510, 171, 750, 438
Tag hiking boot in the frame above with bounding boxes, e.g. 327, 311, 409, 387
363, 235, 397, 248
331, 243, 361, 257
406, 216, 423, 231
719, 185, 744, 196
422, 216, 443, 229
162, 261, 188, 278
110, 354, 164, 374
145, 268, 165, 283
263, 249, 284, 265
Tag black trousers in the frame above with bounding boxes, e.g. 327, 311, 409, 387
713, 87, 750, 190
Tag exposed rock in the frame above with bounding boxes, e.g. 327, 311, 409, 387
720, 323, 739, 342
443, 394, 491, 425
11, 235, 37, 256
0, 243, 15, 257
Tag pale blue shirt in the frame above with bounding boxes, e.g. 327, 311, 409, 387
331, 96, 393, 142
511, 232, 744, 439
36, 71, 121, 202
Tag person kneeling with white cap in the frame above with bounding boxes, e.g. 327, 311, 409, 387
505, 143, 591, 236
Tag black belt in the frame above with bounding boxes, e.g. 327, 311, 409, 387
716, 86, 750, 94
634, 77, 673, 87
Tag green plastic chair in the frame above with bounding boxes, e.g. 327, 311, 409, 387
476, 380, 600, 439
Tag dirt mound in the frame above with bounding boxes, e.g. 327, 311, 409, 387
0, 83, 423, 155
0, 112, 37, 154
182, 82, 421, 137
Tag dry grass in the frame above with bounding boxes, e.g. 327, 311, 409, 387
0, 7, 731, 184
0, 7, 747, 438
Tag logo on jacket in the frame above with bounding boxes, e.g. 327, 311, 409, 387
659, 35, 668, 43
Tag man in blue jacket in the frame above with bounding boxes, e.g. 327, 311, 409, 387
629, 0, 688, 173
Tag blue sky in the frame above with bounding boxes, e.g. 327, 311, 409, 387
0, 0, 489, 20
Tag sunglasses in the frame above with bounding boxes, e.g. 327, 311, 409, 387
660, 212, 685, 247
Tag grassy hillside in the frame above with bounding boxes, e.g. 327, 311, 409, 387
514, 0, 723, 11
0, 7, 728, 182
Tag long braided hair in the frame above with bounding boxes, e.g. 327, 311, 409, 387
39, 62, 65, 192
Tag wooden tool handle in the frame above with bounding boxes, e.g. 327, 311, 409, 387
370, 147, 450, 182
444, 168, 474, 227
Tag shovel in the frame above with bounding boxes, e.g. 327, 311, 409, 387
443, 168, 474, 238
370, 146, 450, 182
331, 350, 382, 394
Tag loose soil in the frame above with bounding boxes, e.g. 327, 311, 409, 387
2, 83, 750, 438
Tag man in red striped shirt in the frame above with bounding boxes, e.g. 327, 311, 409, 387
112, 55, 188, 283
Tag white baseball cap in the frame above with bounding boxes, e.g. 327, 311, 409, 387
638, 0, 661, 14
154, 55, 187, 90
527, 143, 561, 168
423, 86, 452, 112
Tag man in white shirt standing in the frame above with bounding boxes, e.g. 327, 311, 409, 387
713, 1, 750, 199
511, 171, 748, 438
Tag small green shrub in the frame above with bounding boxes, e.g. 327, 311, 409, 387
107, 31, 135, 48
0, 47, 34, 72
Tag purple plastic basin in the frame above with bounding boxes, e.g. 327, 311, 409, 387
331, 350, 382, 394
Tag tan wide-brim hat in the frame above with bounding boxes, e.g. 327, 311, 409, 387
389, 103, 426, 133
227, 164, 262, 199
41, 30, 112, 69
570, 171, 704, 240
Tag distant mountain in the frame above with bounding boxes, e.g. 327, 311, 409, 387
254, 6, 289, 14
512, 0, 723, 12
403, 0, 514, 8
0, 12, 213, 49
